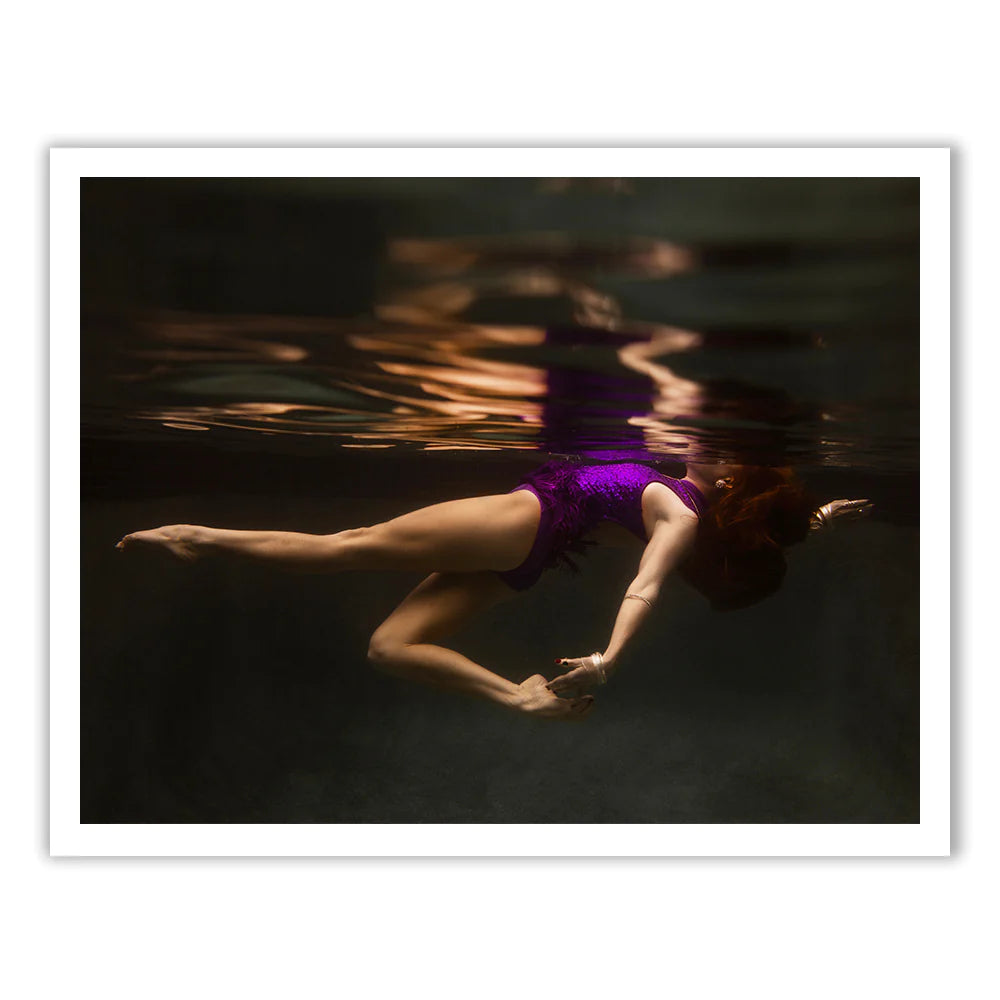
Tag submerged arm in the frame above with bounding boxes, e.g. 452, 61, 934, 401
602, 517, 698, 674
548, 515, 697, 696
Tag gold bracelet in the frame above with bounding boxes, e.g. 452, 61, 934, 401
625, 593, 652, 609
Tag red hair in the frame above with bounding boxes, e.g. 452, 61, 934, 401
681, 467, 814, 611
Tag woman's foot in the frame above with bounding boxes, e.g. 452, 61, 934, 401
513, 674, 594, 721
115, 524, 204, 562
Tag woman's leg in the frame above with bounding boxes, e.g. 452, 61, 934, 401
368, 570, 593, 720
115, 490, 541, 576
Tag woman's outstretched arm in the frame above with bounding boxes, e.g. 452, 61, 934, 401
547, 515, 697, 697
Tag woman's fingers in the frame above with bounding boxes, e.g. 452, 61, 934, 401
833, 498, 874, 519
840, 502, 873, 523
547, 669, 583, 695
548, 682, 578, 698
555, 657, 592, 677
549, 656, 602, 700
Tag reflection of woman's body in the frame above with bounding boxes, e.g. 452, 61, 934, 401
117, 460, 866, 721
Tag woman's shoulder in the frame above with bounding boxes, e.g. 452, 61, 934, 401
645, 480, 702, 513
642, 480, 702, 533
648, 472, 709, 518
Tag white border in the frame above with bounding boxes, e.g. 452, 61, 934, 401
51, 148, 949, 856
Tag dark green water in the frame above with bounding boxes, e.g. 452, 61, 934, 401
81, 178, 918, 823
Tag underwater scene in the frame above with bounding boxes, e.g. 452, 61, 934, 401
81, 177, 918, 823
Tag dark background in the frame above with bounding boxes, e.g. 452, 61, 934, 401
81, 178, 919, 823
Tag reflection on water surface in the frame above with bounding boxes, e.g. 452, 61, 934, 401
82, 178, 918, 474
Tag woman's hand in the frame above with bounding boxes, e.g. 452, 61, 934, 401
810, 498, 873, 531
546, 654, 607, 698
515, 675, 594, 720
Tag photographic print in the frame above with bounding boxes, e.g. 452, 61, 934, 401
53, 148, 949, 855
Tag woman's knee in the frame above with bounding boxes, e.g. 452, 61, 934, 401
366, 628, 410, 672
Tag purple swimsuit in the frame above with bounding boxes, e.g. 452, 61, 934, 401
497, 459, 709, 591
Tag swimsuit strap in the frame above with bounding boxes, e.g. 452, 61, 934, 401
653, 473, 709, 519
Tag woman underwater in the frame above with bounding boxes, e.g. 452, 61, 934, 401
115, 458, 870, 721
